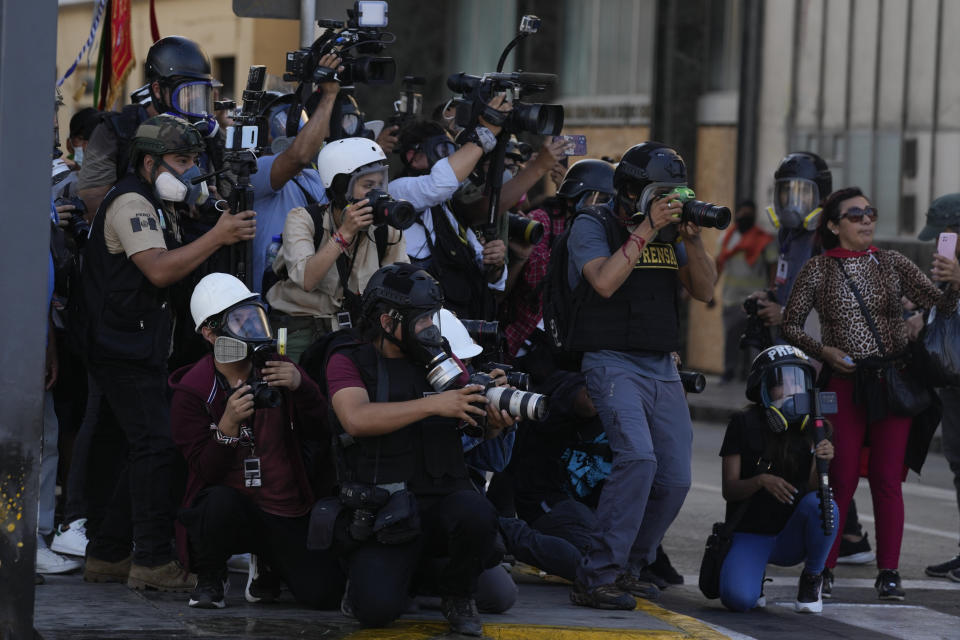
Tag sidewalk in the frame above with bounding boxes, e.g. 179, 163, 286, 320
34, 570, 731, 640
685, 374, 747, 424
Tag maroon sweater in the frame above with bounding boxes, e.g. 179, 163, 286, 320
169, 354, 329, 567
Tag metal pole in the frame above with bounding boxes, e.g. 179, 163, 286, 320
0, 0, 59, 638
301, 0, 316, 47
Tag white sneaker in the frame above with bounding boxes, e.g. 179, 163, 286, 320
50, 519, 89, 557
36, 546, 82, 574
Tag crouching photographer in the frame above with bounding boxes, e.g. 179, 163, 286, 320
170, 274, 344, 610
716, 346, 837, 614
317, 263, 513, 635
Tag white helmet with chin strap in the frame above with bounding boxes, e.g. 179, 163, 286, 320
317, 137, 388, 208
190, 272, 258, 332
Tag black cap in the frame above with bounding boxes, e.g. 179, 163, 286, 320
918, 193, 960, 241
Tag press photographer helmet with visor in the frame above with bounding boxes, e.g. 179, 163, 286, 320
746, 345, 817, 433
318, 137, 390, 210
613, 142, 688, 224
556, 158, 615, 212
190, 273, 275, 366
361, 263, 464, 391
768, 151, 833, 231
145, 36, 218, 137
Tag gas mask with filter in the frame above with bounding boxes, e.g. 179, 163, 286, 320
208, 301, 282, 409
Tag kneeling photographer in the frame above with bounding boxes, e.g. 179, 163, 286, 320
170, 274, 344, 610
321, 263, 513, 635
266, 138, 411, 362
716, 346, 837, 614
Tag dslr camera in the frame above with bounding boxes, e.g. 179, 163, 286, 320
461, 372, 549, 438
339, 480, 390, 541
54, 195, 90, 242
661, 187, 731, 230
480, 362, 530, 391
507, 212, 544, 244
741, 290, 777, 351
284, 1, 395, 87
246, 343, 282, 409
360, 188, 416, 230
447, 71, 564, 136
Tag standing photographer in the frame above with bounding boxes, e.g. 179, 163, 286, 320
324, 263, 513, 635
249, 53, 343, 290
170, 274, 344, 609
565, 142, 717, 609
75, 115, 256, 591
265, 138, 408, 362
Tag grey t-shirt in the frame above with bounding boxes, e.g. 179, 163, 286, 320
566, 211, 684, 381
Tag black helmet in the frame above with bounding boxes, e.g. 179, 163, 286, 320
771, 151, 833, 230
144, 36, 212, 83
361, 263, 444, 324
557, 159, 615, 201
746, 345, 817, 406
613, 142, 687, 216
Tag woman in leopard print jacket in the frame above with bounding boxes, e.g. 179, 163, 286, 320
782, 187, 960, 601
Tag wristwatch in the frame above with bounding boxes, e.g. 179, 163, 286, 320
462, 126, 498, 154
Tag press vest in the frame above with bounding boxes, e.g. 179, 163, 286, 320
102, 104, 148, 180
77, 173, 177, 368
566, 206, 681, 353
333, 343, 473, 496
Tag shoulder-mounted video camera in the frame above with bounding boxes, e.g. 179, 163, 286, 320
284, 1, 396, 88
446, 71, 564, 136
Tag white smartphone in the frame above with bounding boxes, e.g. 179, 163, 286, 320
937, 232, 958, 258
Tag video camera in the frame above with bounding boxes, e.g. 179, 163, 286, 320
387, 75, 426, 129
284, 1, 396, 88
447, 71, 564, 136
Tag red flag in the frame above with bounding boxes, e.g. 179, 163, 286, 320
149, 0, 160, 42
105, 0, 133, 109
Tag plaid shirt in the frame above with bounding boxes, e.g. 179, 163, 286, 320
505, 207, 569, 356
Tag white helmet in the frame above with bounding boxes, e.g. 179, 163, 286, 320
190, 272, 258, 332
317, 137, 387, 189
434, 308, 483, 360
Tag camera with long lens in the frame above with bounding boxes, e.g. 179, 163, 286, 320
54, 195, 90, 242
740, 290, 776, 351
458, 319, 501, 355
665, 187, 731, 230
284, 1, 396, 88
480, 362, 530, 391
678, 370, 706, 394
362, 188, 416, 230
447, 71, 564, 136
461, 372, 549, 438
339, 480, 391, 541
507, 212, 544, 244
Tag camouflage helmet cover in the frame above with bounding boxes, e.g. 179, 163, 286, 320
130, 114, 204, 165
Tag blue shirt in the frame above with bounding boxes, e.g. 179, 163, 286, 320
566, 207, 685, 381
462, 429, 516, 473
250, 154, 328, 293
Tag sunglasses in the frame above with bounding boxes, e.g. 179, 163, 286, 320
840, 206, 878, 223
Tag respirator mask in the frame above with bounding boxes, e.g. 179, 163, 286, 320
769, 178, 822, 231
210, 302, 276, 365
154, 160, 209, 205
396, 309, 463, 391
760, 364, 814, 433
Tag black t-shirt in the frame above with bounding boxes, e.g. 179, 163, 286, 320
719, 406, 814, 535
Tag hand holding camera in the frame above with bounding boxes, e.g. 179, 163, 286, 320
213, 208, 257, 246
477, 94, 511, 137
262, 360, 302, 391
315, 53, 345, 97
221, 381, 255, 437
428, 385, 489, 427
647, 194, 682, 231
338, 198, 374, 241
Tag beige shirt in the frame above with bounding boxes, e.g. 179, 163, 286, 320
103, 192, 179, 256
266, 206, 408, 319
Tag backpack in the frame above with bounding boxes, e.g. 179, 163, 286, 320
261, 202, 389, 302
299, 328, 362, 399
539, 206, 621, 353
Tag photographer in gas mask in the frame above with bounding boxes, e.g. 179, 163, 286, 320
565, 142, 717, 609
266, 138, 410, 362
322, 263, 513, 635
170, 273, 344, 610
74, 115, 255, 591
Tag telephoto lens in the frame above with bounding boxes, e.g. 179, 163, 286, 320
485, 386, 549, 421
681, 200, 731, 229
507, 212, 545, 244
678, 370, 706, 394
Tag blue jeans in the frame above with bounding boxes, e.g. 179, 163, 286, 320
719, 492, 839, 612
577, 366, 692, 587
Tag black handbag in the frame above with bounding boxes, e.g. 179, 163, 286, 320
698, 499, 751, 599
835, 259, 932, 417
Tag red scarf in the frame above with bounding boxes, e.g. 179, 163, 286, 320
716, 226, 774, 273
823, 246, 880, 258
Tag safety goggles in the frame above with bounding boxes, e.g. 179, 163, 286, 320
209, 302, 272, 341
346, 163, 389, 200
171, 81, 214, 119
839, 206, 878, 223
415, 134, 457, 166
761, 365, 812, 410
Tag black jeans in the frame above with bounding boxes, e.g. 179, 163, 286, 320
85, 360, 177, 566
62, 373, 101, 524
345, 489, 498, 628
181, 486, 345, 608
